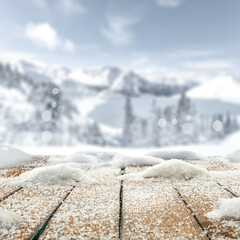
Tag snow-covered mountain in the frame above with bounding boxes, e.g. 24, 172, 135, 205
17, 61, 195, 97
1, 59, 240, 147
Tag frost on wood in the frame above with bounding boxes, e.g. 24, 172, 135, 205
0, 146, 32, 169
39, 168, 120, 240
0, 187, 71, 239
206, 198, 240, 220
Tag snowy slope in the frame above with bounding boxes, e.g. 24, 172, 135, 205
188, 75, 240, 104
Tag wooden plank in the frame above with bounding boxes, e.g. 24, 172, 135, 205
217, 175, 240, 197
0, 186, 71, 239
0, 167, 35, 178
190, 159, 235, 171
175, 180, 240, 239
0, 186, 21, 200
39, 168, 121, 240
122, 167, 207, 240
0, 156, 49, 178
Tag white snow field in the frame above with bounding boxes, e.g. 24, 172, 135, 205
0, 145, 240, 239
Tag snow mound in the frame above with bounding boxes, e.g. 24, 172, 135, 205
227, 149, 240, 163
141, 159, 207, 180
48, 153, 98, 165
0, 210, 24, 231
99, 154, 164, 168
206, 198, 240, 220
81, 151, 116, 162
0, 145, 32, 168
146, 150, 202, 160
7, 164, 90, 186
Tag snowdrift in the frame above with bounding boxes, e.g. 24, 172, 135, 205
4, 164, 90, 186
98, 154, 164, 168
0, 210, 24, 231
227, 149, 240, 163
0, 146, 32, 169
146, 150, 202, 161
206, 198, 240, 220
141, 160, 207, 180
48, 153, 98, 165
121, 159, 208, 180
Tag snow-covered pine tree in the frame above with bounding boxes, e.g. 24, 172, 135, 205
151, 99, 161, 147
87, 121, 105, 146
122, 96, 134, 147
176, 90, 197, 144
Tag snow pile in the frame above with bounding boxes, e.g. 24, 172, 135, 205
6, 164, 90, 186
206, 198, 240, 220
81, 151, 116, 162
140, 160, 207, 180
99, 154, 164, 168
0, 210, 24, 231
227, 149, 240, 163
146, 150, 202, 160
48, 153, 98, 165
0, 146, 32, 168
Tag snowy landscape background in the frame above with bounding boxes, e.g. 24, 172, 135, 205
0, 0, 240, 152
1, 59, 240, 150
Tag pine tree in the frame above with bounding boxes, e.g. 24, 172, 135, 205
151, 100, 161, 147
87, 122, 105, 146
122, 96, 134, 146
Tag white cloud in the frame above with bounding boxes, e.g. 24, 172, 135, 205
31, 0, 47, 9
183, 60, 233, 70
156, 0, 183, 7
25, 22, 75, 52
56, 0, 86, 14
101, 16, 139, 46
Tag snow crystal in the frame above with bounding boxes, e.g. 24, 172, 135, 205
98, 154, 164, 168
206, 198, 240, 220
4, 164, 91, 186
0, 210, 24, 231
146, 150, 203, 160
227, 149, 240, 163
0, 145, 32, 169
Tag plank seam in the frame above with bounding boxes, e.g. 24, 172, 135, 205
174, 188, 211, 240
28, 186, 76, 240
119, 167, 125, 240
217, 183, 239, 197
0, 187, 23, 203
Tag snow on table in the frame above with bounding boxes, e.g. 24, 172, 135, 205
122, 167, 207, 240
39, 168, 121, 240
190, 158, 235, 171
0, 155, 240, 239
0, 186, 72, 239
175, 180, 240, 239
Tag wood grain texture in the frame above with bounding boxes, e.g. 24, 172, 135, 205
175, 181, 240, 239
122, 167, 207, 240
39, 168, 121, 240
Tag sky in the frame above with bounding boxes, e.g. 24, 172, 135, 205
0, 0, 239, 73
